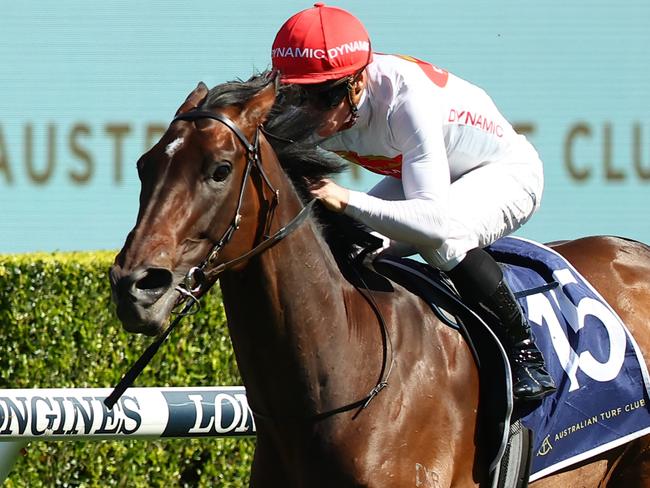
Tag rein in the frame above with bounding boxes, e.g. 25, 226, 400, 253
106, 107, 392, 420
251, 262, 395, 424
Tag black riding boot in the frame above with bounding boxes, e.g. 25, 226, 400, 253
447, 248, 556, 401
485, 279, 557, 400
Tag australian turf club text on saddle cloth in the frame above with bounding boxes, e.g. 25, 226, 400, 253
487, 236, 650, 481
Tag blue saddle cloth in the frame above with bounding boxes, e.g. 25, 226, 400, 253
487, 236, 650, 481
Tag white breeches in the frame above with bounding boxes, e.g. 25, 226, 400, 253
368, 158, 544, 271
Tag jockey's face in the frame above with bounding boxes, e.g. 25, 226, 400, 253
299, 70, 367, 137
316, 96, 355, 137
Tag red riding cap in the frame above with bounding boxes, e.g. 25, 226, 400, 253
271, 3, 372, 84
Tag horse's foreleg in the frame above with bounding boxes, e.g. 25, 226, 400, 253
248, 438, 290, 488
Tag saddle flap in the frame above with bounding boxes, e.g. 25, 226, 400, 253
374, 255, 514, 475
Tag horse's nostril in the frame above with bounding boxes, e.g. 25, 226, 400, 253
136, 267, 173, 292
113, 266, 174, 308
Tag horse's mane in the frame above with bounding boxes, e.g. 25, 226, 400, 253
200, 72, 382, 260
201, 73, 341, 196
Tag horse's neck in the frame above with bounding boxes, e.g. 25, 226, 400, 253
219, 213, 375, 417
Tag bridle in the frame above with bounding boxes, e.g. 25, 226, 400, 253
105, 107, 314, 408
106, 103, 392, 421
172, 110, 315, 300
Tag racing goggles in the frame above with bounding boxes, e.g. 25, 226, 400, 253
299, 70, 364, 110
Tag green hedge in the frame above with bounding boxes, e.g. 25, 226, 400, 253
0, 252, 254, 487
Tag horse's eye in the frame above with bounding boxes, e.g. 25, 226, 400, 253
212, 163, 232, 182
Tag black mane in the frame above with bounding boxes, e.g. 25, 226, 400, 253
201, 73, 345, 197
200, 72, 382, 260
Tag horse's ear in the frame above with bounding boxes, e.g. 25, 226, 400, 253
175, 82, 209, 115
241, 81, 277, 126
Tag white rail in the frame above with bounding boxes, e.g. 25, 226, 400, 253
0, 386, 254, 481
0, 386, 254, 441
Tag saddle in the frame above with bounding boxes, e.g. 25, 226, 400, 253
372, 235, 650, 487
373, 255, 531, 488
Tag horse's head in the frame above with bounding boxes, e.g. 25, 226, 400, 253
110, 76, 280, 336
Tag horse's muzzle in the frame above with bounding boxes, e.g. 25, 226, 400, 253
109, 264, 177, 336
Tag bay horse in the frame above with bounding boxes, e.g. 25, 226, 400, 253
109, 73, 650, 487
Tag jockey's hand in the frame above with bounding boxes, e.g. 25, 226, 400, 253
360, 231, 392, 270
309, 178, 349, 213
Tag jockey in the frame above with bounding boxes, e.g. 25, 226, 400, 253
271, 3, 556, 401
